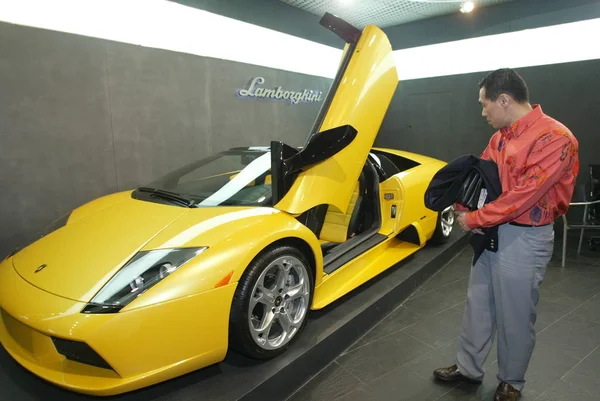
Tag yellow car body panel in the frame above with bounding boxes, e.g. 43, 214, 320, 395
66, 190, 135, 224
12, 191, 188, 302
0, 257, 235, 396
0, 195, 325, 396
275, 24, 398, 216
12, 190, 324, 306
374, 148, 448, 242
0, 17, 451, 397
312, 237, 422, 309
126, 206, 325, 311
378, 175, 405, 236
311, 153, 446, 310
394, 159, 447, 242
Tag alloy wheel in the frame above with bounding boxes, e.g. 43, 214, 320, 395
441, 206, 455, 237
248, 255, 311, 350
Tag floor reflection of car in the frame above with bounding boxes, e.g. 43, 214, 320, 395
0, 13, 453, 397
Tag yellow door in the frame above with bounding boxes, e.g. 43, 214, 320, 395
274, 20, 399, 216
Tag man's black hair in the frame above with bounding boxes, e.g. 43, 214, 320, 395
479, 68, 529, 103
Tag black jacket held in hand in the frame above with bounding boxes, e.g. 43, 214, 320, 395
424, 154, 503, 264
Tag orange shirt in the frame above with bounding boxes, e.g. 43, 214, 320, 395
465, 105, 579, 229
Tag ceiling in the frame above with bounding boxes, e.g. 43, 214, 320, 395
278, 0, 515, 28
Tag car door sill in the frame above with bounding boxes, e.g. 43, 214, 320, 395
323, 230, 388, 275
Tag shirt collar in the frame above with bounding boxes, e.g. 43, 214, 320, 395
500, 104, 544, 139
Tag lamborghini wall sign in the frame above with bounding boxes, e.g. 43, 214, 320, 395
236, 77, 324, 105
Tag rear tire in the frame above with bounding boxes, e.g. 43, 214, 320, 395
430, 206, 454, 245
229, 244, 313, 360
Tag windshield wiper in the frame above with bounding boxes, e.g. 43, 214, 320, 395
137, 187, 196, 208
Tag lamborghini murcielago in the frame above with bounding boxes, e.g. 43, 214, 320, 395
0, 13, 454, 396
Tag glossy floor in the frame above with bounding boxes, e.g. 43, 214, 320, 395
287, 231, 600, 401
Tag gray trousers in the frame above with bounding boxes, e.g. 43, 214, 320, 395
456, 223, 554, 391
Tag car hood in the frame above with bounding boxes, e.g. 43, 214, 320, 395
11, 194, 262, 303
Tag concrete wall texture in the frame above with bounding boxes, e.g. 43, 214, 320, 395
3, 11, 600, 258
376, 59, 600, 221
0, 22, 332, 257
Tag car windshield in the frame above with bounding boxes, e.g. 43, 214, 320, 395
142, 148, 273, 207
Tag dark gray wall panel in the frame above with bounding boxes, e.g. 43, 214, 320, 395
377, 76, 491, 163
105, 42, 213, 190
271, 68, 330, 147
376, 59, 600, 215
206, 62, 330, 150
106, 43, 330, 191
0, 22, 331, 258
203, 59, 329, 150
0, 23, 116, 256
4, 10, 599, 259
205, 59, 281, 152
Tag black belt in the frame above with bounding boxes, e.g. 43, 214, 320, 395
509, 222, 552, 228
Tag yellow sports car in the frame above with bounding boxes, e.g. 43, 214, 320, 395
0, 13, 453, 396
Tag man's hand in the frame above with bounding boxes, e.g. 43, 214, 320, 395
456, 213, 470, 232
456, 212, 484, 235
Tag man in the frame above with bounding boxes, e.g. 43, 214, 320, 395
433, 68, 579, 401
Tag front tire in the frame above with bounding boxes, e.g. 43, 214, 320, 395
430, 205, 454, 245
229, 244, 313, 360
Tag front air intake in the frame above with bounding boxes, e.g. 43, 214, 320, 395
51, 337, 113, 370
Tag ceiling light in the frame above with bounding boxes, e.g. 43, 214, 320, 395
460, 1, 475, 13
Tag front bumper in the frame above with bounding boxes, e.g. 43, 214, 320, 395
0, 257, 236, 396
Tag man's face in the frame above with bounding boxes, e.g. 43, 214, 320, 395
479, 87, 507, 129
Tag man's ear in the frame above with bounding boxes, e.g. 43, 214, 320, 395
498, 94, 510, 107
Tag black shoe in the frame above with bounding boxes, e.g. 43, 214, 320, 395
433, 364, 482, 384
494, 382, 521, 401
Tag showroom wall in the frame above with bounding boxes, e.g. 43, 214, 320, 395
376, 58, 600, 204
0, 21, 331, 258
3, 6, 600, 259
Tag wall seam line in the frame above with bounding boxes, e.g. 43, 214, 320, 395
104, 46, 119, 191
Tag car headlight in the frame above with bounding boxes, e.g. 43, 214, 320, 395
81, 247, 208, 314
